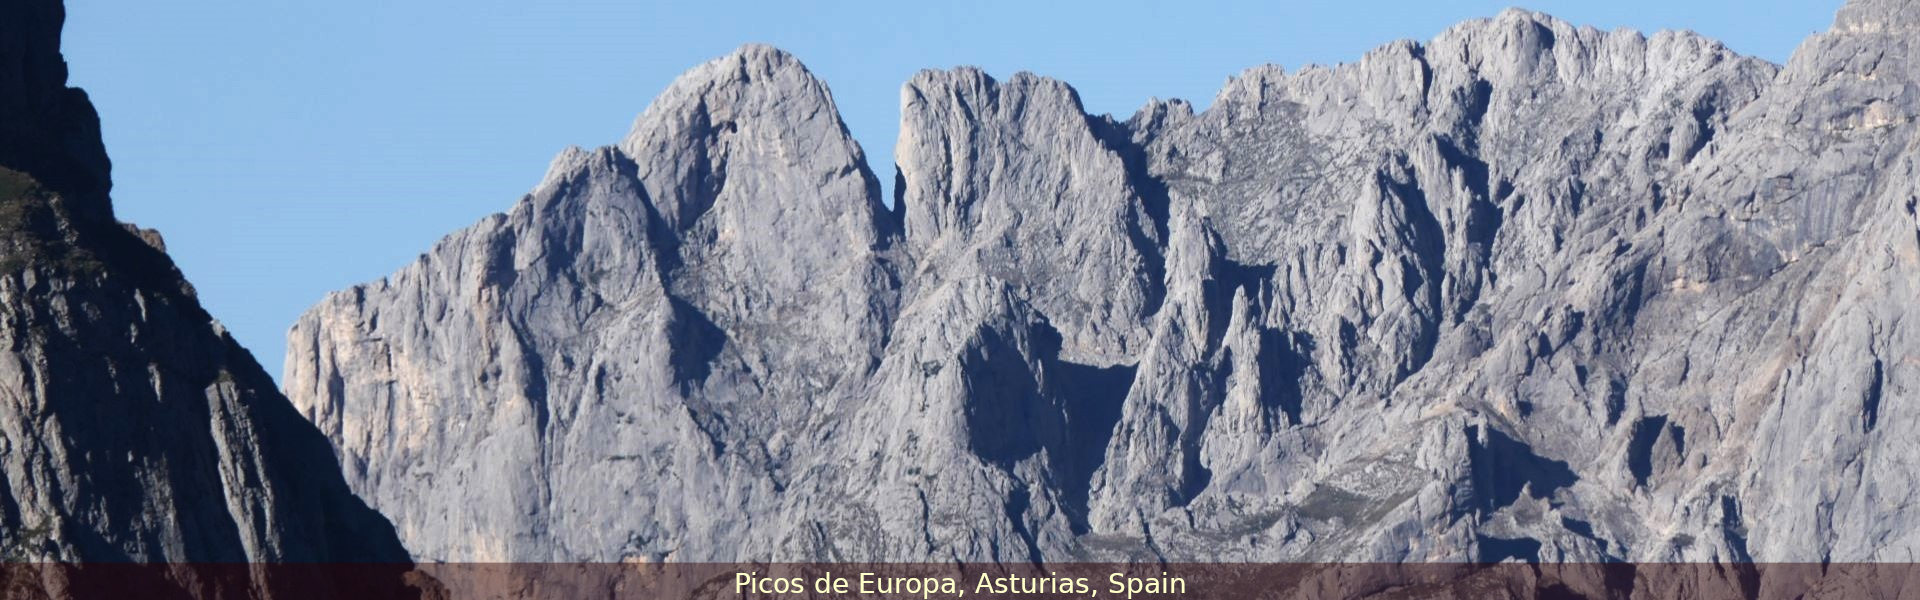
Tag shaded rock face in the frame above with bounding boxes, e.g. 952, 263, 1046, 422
0, 0, 415, 595
290, 0, 1920, 565
0, 0, 108, 217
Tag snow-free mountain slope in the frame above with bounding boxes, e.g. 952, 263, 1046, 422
0, 0, 416, 596
290, 0, 1920, 565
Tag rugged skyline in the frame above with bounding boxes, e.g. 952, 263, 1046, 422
287, 0, 1920, 569
57, 1, 1844, 379
3, 0, 1918, 595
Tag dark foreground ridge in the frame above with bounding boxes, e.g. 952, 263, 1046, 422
0, 0, 422, 597
9, 0, 1920, 598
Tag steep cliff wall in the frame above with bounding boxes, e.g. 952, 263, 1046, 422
0, 1, 416, 596
289, 0, 1920, 566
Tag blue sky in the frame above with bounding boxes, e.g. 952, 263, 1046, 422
61, 1, 1842, 381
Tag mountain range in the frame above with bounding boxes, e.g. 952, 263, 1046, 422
286, 0, 1920, 566
2, 0, 1918, 594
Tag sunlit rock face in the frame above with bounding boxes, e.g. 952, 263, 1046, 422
291, 0, 1920, 566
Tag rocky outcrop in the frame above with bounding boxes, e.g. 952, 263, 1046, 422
0, 0, 108, 217
286, 45, 902, 562
0, 1, 417, 596
289, 0, 1920, 567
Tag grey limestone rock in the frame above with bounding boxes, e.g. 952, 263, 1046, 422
289, 44, 903, 562
288, 0, 1920, 570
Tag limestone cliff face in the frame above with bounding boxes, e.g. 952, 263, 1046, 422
287, 45, 902, 562
290, 0, 1920, 565
0, 0, 414, 595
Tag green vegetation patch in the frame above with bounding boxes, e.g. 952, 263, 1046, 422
0, 168, 33, 203
1, 522, 55, 562
0, 167, 106, 276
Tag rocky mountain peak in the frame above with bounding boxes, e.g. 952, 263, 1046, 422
1835, 0, 1920, 33
0, 0, 111, 220
896, 65, 1165, 360
289, 0, 1920, 575
617, 42, 893, 273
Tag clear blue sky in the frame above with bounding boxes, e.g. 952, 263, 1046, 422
61, 0, 1842, 381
